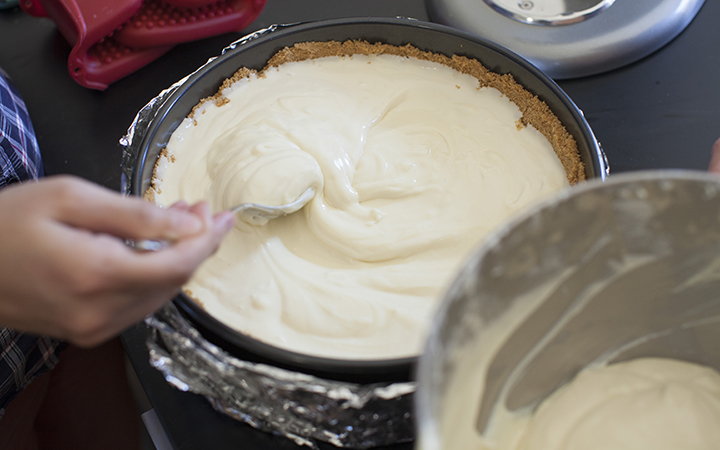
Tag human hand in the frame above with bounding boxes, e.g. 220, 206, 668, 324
0, 175, 235, 347
709, 138, 720, 173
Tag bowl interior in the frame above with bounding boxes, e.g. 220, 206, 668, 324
415, 171, 720, 448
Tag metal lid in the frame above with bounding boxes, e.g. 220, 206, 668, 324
427, 0, 705, 78
485, 0, 616, 25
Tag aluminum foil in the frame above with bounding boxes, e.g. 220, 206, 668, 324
145, 303, 415, 449
119, 25, 416, 449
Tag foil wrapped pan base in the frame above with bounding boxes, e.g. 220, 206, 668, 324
145, 303, 415, 449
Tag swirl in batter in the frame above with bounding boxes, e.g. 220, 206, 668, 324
151, 52, 571, 359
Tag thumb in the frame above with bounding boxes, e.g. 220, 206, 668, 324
710, 138, 720, 174
49, 177, 204, 241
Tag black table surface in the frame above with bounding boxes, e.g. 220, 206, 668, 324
1, 1, 719, 449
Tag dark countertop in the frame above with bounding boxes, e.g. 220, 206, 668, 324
1, 1, 719, 449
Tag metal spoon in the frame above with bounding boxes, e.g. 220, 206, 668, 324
127, 187, 316, 251
231, 186, 316, 225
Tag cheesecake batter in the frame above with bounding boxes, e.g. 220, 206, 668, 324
511, 357, 720, 450
440, 355, 720, 450
429, 262, 720, 450
150, 46, 575, 359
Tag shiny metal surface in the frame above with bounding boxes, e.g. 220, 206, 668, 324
145, 302, 416, 449
231, 186, 316, 225
415, 170, 720, 449
484, 0, 615, 26
427, 0, 706, 78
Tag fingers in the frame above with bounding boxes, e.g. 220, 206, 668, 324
710, 138, 720, 174
137, 207, 236, 282
46, 176, 205, 241
34, 176, 236, 296
158, 202, 235, 275
88, 203, 235, 289
41, 206, 234, 346
0, 175, 236, 347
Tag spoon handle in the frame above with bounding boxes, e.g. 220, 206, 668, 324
125, 239, 170, 252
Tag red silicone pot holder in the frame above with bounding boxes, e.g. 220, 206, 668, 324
20, 0, 266, 90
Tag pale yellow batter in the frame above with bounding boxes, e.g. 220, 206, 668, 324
151, 51, 571, 359
426, 267, 720, 450
437, 356, 720, 450
512, 357, 720, 450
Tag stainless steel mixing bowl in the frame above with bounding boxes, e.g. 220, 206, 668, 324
415, 170, 720, 449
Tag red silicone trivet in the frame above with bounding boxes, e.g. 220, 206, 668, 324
20, 0, 265, 90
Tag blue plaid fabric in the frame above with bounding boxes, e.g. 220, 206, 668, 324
0, 69, 65, 418
0, 68, 43, 188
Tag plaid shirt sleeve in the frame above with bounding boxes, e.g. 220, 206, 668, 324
0, 68, 65, 417
0, 68, 43, 187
